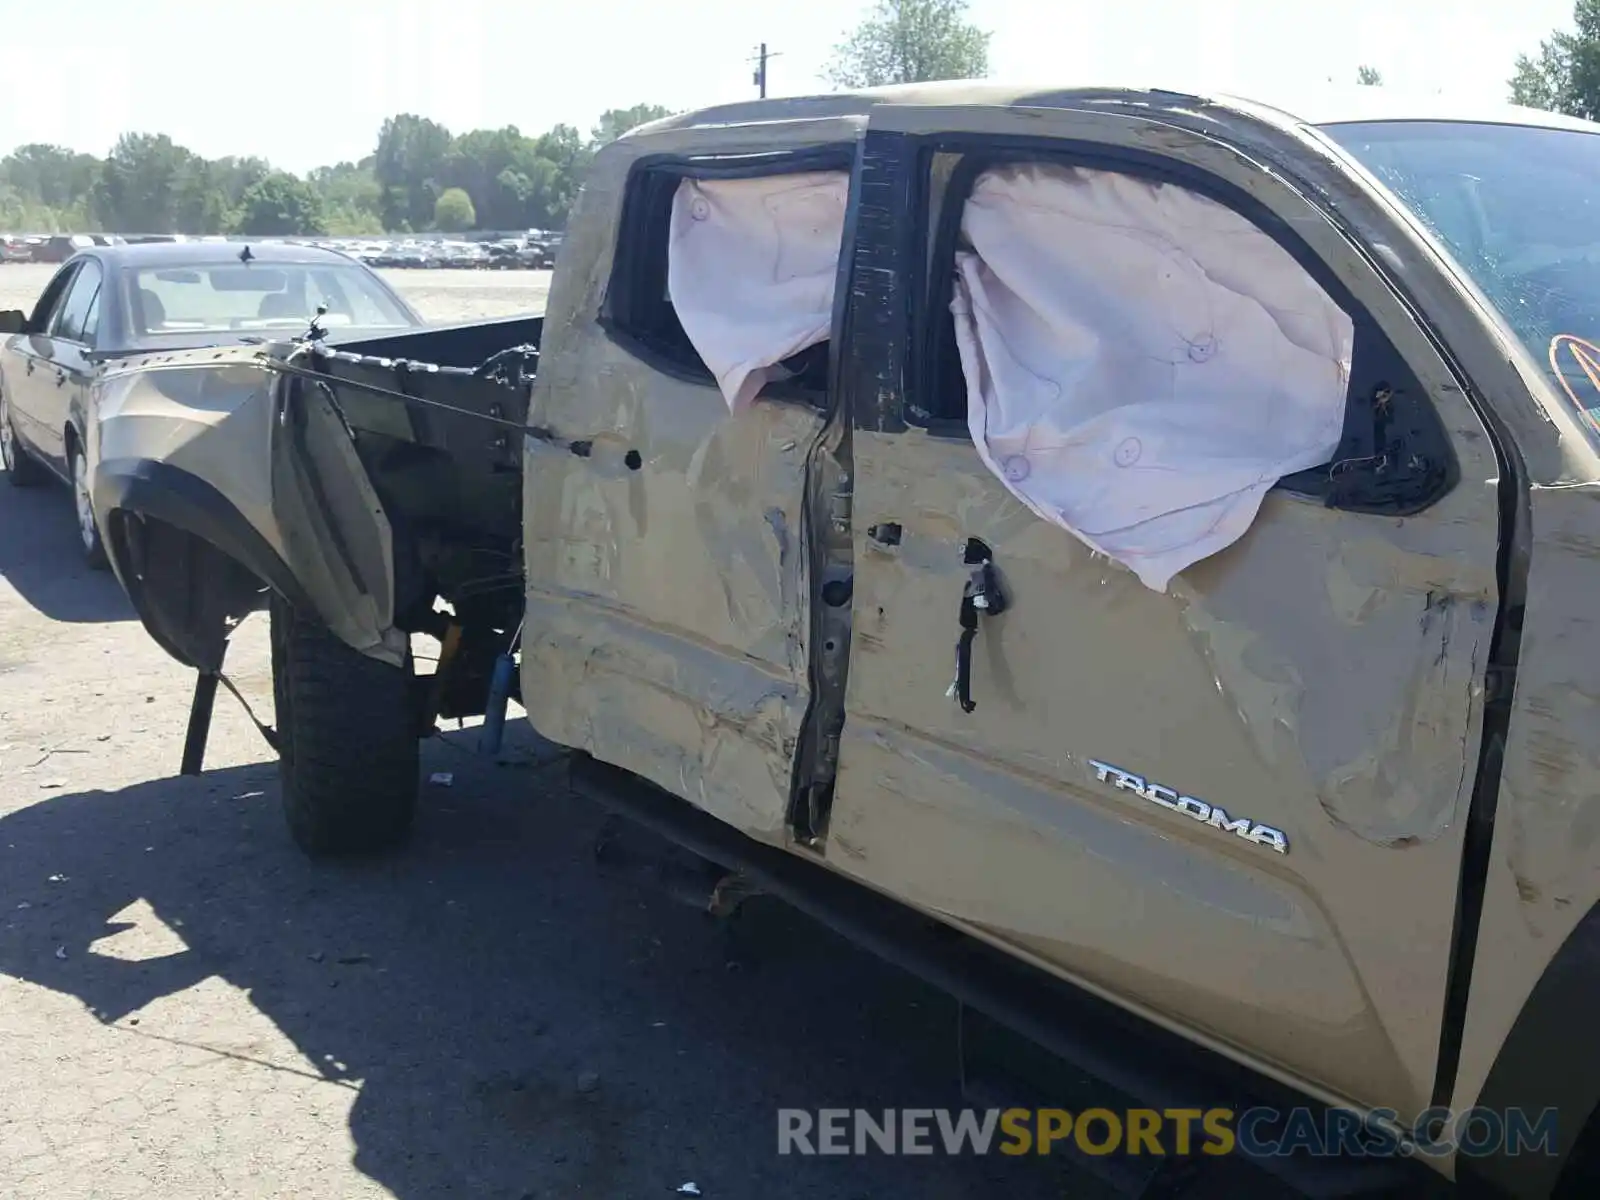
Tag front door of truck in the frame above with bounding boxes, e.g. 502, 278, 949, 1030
823, 102, 1504, 1121
519, 115, 863, 846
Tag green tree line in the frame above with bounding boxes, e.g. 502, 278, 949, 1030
1512, 0, 1600, 116
0, 103, 672, 237
0, 1, 999, 237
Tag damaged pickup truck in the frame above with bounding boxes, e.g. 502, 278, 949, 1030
63, 83, 1600, 1197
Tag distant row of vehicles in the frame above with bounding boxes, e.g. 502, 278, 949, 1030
2, 233, 136, 264
343, 231, 563, 270
1, 230, 564, 270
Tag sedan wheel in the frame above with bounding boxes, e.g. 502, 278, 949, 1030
71, 444, 108, 569
1, 391, 46, 487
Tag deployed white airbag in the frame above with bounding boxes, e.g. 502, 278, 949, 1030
667, 171, 848, 412
952, 163, 1354, 591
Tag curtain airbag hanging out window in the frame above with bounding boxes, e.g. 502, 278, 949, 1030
666, 171, 849, 412
950, 163, 1355, 591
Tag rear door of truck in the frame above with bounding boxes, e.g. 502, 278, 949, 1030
819, 101, 1505, 1124
519, 115, 864, 846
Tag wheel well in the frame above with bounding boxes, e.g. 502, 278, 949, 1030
1459, 899, 1600, 1199
108, 511, 268, 673
1555, 1109, 1600, 1198
95, 457, 318, 672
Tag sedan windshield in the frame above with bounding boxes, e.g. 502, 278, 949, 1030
1320, 119, 1600, 438
131, 261, 414, 336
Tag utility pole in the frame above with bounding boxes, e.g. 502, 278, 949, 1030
750, 42, 781, 98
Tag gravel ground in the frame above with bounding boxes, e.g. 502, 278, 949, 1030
0, 264, 1106, 1200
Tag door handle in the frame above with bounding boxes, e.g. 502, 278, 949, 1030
54, 370, 66, 387
24, 358, 34, 375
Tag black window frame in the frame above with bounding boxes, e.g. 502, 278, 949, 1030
599, 143, 858, 409
899, 133, 1459, 516
51, 258, 103, 346
80, 280, 102, 346
26, 261, 80, 334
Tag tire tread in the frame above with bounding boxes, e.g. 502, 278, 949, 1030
270, 597, 418, 856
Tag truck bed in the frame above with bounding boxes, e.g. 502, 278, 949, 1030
92, 315, 542, 684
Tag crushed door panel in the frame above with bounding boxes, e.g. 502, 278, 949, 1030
823, 106, 1503, 1120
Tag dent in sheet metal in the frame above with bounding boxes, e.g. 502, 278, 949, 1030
93, 346, 400, 663
1454, 481, 1600, 1112
519, 117, 866, 844
822, 99, 1502, 1117
830, 416, 1496, 1114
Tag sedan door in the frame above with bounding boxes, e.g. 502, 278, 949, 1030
5, 261, 81, 472
820, 101, 1505, 1124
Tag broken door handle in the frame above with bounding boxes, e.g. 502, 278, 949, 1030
948, 552, 1007, 713
54, 370, 66, 387
24, 358, 34, 375
867, 522, 902, 546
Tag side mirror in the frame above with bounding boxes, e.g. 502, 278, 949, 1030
0, 310, 25, 335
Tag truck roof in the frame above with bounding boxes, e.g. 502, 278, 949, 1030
631, 80, 1600, 140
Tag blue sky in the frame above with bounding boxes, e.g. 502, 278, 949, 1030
0, 0, 1580, 171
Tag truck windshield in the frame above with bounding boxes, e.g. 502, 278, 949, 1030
1320, 119, 1600, 438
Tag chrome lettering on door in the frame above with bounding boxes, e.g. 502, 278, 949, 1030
1087, 760, 1289, 855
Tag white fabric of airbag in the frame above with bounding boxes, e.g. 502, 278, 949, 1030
667, 171, 848, 412
952, 163, 1354, 591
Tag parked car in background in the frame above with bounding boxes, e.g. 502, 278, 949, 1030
0, 240, 422, 566
529, 229, 563, 265
436, 240, 488, 268
484, 239, 523, 268
29, 235, 96, 263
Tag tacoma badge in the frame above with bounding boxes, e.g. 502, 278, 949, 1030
1087, 761, 1289, 855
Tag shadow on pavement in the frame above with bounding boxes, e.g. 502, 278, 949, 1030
0, 471, 133, 623
0, 728, 1083, 1200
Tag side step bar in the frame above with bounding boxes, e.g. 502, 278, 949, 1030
569, 752, 1443, 1198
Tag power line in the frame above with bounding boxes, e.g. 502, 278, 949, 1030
749, 43, 782, 98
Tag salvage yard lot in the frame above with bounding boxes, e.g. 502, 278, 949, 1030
0, 262, 557, 329
0, 265, 1111, 1200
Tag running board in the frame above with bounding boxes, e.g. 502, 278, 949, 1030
568, 752, 1443, 1199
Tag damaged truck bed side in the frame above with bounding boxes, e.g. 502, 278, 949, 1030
89, 82, 1600, 1198
93, 316, 539, 844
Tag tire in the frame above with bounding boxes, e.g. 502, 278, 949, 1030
1, 389, 47, 488
270, 595, 420, 857
68, 439, 108, 568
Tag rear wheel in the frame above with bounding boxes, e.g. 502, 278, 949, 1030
269, 595, 420, 857
1, 390, 47, 488
69, 440, 107, 569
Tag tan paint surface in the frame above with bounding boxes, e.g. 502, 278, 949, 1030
518, 382, 820, 841
92, 346, 401, 663
828, 425, 1497, 1117
1456, 480, 1600, 1111
524, 87, 1583, 1132
518, 116, 864, 844
812, 104, 1502, 1119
